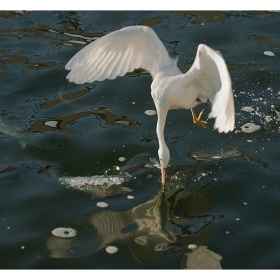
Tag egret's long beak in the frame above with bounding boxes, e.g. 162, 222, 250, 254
161, 167, 167, 191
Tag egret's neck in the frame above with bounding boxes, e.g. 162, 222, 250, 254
156, 106, 170, 168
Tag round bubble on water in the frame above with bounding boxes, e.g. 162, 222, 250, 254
51, 227, 77, 238
106, 246, 118, 254
241, 123, 261, 133
144, 110, 157, 116
97, 202, 108, 208
188, 244, 198, 250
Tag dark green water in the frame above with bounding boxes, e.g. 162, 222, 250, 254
0, 10, 279, 269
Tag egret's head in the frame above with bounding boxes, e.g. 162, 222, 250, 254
158, 144, 170, 168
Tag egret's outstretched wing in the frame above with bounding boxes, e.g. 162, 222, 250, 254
65, 26, 172, 84
182, 44, 235, 133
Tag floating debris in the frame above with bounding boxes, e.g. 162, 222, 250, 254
21, 246, 25, 250
225, 231, 230, 234
247, 140, 252, 143
144, 110, 156, 116
236, 218, 241, 221
241, 123, 261, 133
264, 51, 275, 56
106, 246, 118, 254
243, 202, 248, 205
264, 116, 273, 123
118, 157, 126, 162
44, 120, 59, 128
114, 120, 131, 126
127, 195, 134, 200
51, 227, 77, 239
241, 106, 255, 112
212, 156, 222, 159
188, 244, 198, 250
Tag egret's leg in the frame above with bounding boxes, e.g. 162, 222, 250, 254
191, 108, 207, 129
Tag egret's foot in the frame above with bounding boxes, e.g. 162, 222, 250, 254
191, 108, 207, 129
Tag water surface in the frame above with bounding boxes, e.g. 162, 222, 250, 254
0, 10, 280, 269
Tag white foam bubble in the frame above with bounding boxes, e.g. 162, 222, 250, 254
144, 110, 157, 116
51, 227, 77, 238
106, 246, 118, 254
188, 244, 198, 249
241, 123, 261, 133
97, 202, 108, 208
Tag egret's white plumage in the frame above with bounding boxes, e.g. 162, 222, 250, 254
65, 25, 235, 189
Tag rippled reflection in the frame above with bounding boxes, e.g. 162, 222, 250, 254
46, 174, 222, 269
22, 107, 138, 134
0, 119, 68, 149
172, 10, 229, 22
0, 158, 64, 184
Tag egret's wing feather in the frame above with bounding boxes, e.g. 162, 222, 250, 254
182, 44, 235, 133
65, 26, 171, 84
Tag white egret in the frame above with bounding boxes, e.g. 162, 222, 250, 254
65, 26, 235, 190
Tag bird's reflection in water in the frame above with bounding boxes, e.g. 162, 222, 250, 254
47, 179, 222, 269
